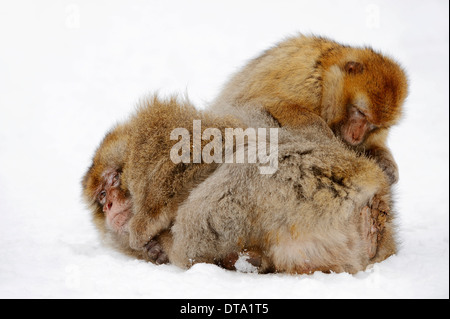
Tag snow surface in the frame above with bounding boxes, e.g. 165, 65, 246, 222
234, 253, 259, 274
0, 0, 448, 299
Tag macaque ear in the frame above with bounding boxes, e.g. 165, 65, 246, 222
344, 61, 364, 74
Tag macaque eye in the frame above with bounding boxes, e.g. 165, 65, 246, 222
349, 105, 366, 118
99, 190, 106, 204
112, 173, 120, 187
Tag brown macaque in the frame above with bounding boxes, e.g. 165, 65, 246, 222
211, 34, 408, 185
82, 97, 396, 274
167, 111, 396, 274
81, 96, 240, 264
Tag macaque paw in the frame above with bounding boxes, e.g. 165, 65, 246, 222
361, 194, 390, 259
371, 151, 399, 185
145, 240, 169, 265
378, 159, 399, 185
370, 193, 389, 214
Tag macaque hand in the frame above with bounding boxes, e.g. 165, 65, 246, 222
128, 223, 168, 264
369, 148, 399, 185
128, 216, 157, 251
127, 215, 170, 264
379, 157, 399, 185
145, 239, 169, 265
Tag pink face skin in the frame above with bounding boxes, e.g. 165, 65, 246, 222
340, 105, 376, 146
97, 170, 132, 234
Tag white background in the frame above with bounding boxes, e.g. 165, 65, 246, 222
0, 0, 448, 298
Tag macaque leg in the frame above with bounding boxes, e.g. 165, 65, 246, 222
361, 194, 389, 259
360, 206, 378, 259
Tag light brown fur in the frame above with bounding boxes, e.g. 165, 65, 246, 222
82, 96, 396, 274
167, 109, 396, 274
82, 96, 241, 261
211, 34, 408, 184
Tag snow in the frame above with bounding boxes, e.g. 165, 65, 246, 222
0, 0, 448, 299
234, 253, 259, 274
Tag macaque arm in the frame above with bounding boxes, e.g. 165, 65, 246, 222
128, 205, 174, 251
363, 129, 399, 185
270, 102, 334, 138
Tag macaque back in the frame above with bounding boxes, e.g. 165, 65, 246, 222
168, 113, 396, 274
211, 34, 408, 185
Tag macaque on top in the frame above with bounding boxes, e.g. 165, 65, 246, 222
212, 34, 408, 185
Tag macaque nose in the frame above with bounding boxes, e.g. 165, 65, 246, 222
103, 201, 113, 212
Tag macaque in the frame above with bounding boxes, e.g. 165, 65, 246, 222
211, 34, 408, 185
167, 110, 396, 274
81, 96, 240, 263
82, 96, 396, 274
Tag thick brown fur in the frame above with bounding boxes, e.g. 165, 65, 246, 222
82, 96, 241, 261
82, 96, 396, 274
211, 34, 408, 184
83, 99, 396, 273
167, 109, 396, 274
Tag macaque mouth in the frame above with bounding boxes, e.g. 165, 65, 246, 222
102, 187, 133, 233
348, 130, 365, 145
345, 135, 364, 146
109, 209, 132, 233
340, 119, 368, 146
112, 211, 130, 226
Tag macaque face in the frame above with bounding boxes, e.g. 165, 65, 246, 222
95, 169, 132, 234
335, 58, 407, 148
339, 104, 376, 146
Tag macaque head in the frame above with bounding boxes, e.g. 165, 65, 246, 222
82, 125, 132, 235
334, 52, 408, 147
85, 167, 132, 234
339, 102, 375, 146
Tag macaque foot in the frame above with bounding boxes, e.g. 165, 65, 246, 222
221, 251, 262, 273
145, 240, 169, 265
361, 195, 389, 259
